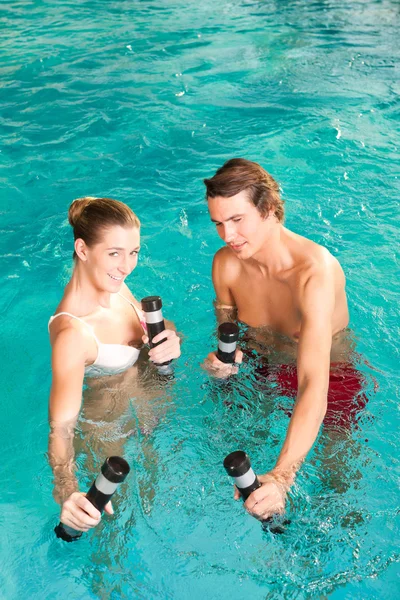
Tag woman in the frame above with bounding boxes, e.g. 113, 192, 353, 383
48, 196, 180, 533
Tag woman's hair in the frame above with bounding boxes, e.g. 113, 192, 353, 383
68, 196, 140, 259
204, 158, 284, 222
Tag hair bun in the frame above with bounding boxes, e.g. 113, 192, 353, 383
68, 197, 98, 228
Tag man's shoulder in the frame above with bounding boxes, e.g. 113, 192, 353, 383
295, 243, 346, 303
306, 244, 336, 272
213, 246, 240, 267
292, 230, 330, 259
289, 230, 339, 273
284, 232, 344, 295
212, 247, 242, 282
213, 246, 242, 267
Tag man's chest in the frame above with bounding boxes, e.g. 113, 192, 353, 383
231, 272, 302, 336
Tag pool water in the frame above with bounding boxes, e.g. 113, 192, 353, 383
1, 0, 399, 598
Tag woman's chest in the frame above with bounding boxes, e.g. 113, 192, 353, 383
88, 303, 142, 346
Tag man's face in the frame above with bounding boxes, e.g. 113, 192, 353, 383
208, 190, 273, 260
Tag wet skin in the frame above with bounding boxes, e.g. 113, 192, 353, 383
207, 191, 351, 521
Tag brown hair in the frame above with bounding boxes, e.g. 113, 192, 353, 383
68, 196, 140, 259
204, 158, 284, 222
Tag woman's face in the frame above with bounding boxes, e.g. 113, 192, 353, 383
78, 225, 140, 292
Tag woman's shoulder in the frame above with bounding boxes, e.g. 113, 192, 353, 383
48, 301, 93, 350
51, 325, 85, 354
48, 326, 88, 382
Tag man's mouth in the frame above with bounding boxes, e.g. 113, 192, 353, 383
229, 242, 247, 252
108, 274, 123, 281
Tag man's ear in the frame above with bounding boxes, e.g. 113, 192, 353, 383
264, 208, 276, 221
74, 238, 88, 261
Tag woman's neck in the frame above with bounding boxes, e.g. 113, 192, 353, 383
66, 265, 112, 313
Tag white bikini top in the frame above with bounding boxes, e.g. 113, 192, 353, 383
48, 293, 147, 378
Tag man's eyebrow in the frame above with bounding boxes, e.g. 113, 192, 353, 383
210, 214, 244, 223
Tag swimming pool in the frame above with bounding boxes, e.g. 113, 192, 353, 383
1, 0, 399, 597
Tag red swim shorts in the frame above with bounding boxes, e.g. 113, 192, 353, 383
262, 363, 368, 430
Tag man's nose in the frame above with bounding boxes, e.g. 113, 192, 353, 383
223, 224, 235, 243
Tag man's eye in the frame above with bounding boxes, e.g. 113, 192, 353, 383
233, 218, 241, 223
215, 223, 222, 227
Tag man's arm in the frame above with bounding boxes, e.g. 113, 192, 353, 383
244, 270, 334, 519
274, 271, 333, 477
203, 249, 243, 376
212, 249, 238, 325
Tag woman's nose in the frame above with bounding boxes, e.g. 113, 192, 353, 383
119, 257, 130, 274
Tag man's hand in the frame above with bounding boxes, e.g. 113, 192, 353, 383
234, 471, 290, 521
203, 349, 243, 379
60, 492, 113, 532
143, 330, 181, 363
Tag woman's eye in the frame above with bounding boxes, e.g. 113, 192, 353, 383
130, 250, 139, 256
109, 252, 119, 257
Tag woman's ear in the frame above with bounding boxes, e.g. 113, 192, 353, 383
74, 238, 88, 261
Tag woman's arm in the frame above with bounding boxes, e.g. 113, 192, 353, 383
120, 282, 181, 364
49, 327, 105, 531
48, 327, 86, 504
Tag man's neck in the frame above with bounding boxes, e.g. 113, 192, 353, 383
250, 225, 292, 275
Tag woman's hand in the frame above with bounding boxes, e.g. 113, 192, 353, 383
60, 492, 113, 532
203, 349, 243, 379
142, 329, 181, 364
234, 471, 290, 520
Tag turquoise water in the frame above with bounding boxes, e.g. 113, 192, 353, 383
1, 0, 399, 597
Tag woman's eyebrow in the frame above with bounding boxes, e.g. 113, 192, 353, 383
106, 246, 140, 251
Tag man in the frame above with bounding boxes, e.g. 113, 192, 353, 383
204, 158, 352, 521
